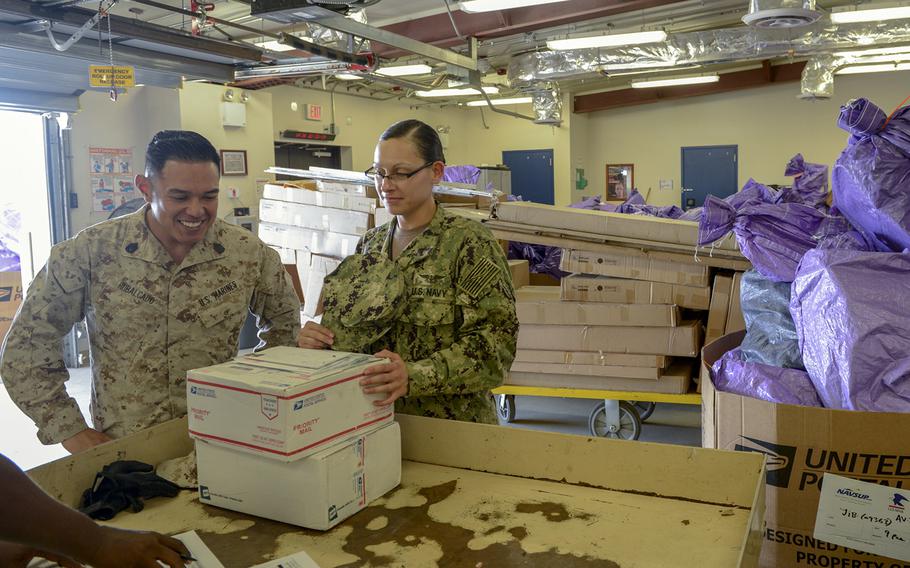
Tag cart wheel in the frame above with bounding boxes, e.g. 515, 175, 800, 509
496, 394, 516, 423
632, 401, 656, 422
588, 401, 642, 440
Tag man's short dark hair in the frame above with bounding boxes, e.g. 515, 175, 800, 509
144, 130, 220, 177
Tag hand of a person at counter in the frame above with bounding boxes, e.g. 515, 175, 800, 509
84, 526, 190, 568
361, 350, 408, 406
0, 541, 80, 568
61, 428, 113, 454
297, 321, 334, 350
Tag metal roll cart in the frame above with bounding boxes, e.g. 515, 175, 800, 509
492, 385, 701, 441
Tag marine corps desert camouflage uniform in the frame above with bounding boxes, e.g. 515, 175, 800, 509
350, 205, 518, 424
0, 206, 300, 444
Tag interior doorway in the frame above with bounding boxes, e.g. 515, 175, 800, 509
274, 142, 341, 180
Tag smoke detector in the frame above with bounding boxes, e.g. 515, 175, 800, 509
742, 0, 822, 28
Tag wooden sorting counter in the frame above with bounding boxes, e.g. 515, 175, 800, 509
29, 415, 766, 567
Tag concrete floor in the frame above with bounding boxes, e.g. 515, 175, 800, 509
1, 367, 700, 471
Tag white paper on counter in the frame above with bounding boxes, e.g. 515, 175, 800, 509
250, 550, 321, 568
170, 530, 226, 568
814, 473, 910, 562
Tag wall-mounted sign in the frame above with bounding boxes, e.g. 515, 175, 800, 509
305, 104, 322, 121
89, 65, 135, 88
280, 130, 336, 142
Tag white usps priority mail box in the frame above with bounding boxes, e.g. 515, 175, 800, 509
187, 347, 393, 461
196, 421, 401, 531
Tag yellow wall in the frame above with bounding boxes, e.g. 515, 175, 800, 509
178, 82, 275, 219
583, 71, 910, 207
69, 86, 179, 232
267, 85, 574, 205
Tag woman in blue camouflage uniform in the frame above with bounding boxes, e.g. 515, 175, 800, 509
298, 120, 518, 424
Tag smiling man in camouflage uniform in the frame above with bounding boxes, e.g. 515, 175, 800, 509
0, 131, 299, 453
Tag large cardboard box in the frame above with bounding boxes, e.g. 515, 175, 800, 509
259, 199, 372, 236
187, 347, 393, 461
511, 361, 661, 379
726, 271, 746, 334
561, 274, 711, 310
196, 421, 401, 530
495, 201, 739, 252
259, 222, 360, 258
507, 259, 530, 288
514, 349, 669, 369
263, 184, 377, 214
702, 331, 910, 568
706, 274, 734, 344
560, 248, 710, 287
507, 361, 692, 393
0, 270, 23, 343
517, 290, 678, 327
518, 321, 702, 356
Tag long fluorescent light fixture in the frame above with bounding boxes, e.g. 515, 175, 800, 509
837, 46, 910, 58
836, 62, 910, 75
376, 64, 433, 77
254, 40, 296, 52
547, 30, 667, 51
334, 73, 363, 80
416, 86, 499, 97
465, 97, 533, 106
831, 6, 910, 24
631, 74, 719, 88
460, 0, 569, 13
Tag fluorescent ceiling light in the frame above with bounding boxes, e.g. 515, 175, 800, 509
631, 74, 719, 88
836, 62, 910, 75
376, 64, 433, 77
465, 97, 533, 106
831, 6, 910, 24
460, 0, 569, 13
416, 86, 499, 97
547, 30, 667, 51
334, 73, 363, 80
838, 46, 910, 58
254, 36, 315, 53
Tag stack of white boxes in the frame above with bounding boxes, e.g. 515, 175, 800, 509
187, 346, 401, 530
257, 178, 380, 320
509, 247, 711, 394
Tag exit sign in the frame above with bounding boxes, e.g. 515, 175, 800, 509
280, 130, 337, 141
306, 104, 322, 121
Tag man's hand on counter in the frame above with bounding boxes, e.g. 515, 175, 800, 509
62, 428, 113, 454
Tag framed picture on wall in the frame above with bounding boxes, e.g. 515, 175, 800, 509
220, 150, 247, 176
606, 163, 633, 200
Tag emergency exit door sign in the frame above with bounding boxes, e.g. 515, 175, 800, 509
306, 104, 322, 121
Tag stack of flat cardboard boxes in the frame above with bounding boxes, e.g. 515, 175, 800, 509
509, 247, 713, 394
257, 180, 378, 320
187, 346, 401, 531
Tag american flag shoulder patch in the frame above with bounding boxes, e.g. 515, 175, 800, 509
460, 257, 502, 299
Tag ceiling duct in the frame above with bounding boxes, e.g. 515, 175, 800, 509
530, 82, 562, 126
509, 20, 910, 99
742, 0, 821, 29
251, 0, 378, 23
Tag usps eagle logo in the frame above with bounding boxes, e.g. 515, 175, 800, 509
890, 493, 908, 511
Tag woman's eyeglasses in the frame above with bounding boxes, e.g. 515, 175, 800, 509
364, 162, 434, 184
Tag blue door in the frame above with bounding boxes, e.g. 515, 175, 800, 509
681, 145, 738, 210
502, 149, 554, 205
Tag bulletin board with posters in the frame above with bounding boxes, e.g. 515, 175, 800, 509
89, 147, 135, 213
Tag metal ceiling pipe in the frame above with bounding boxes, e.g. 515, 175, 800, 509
476, 88, 537, 123
508, 20, 910, 98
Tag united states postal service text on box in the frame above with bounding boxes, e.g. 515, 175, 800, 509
196, 422, 401, 531
560, 248, 710, 287
561, 274, 711, 310
187, 347, 393, 461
